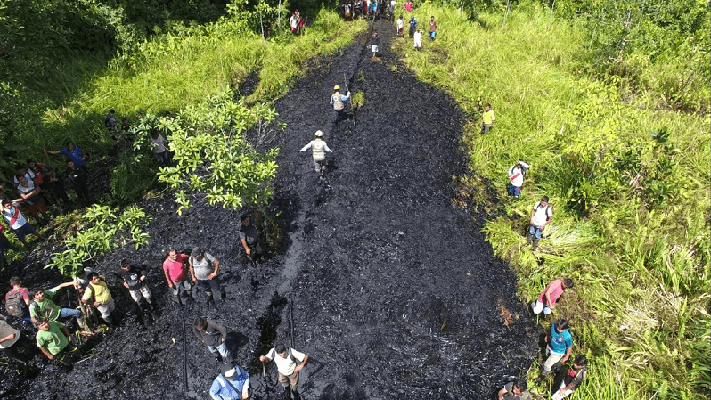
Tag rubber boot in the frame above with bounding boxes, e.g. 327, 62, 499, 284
104, 315, 115, 329
283, 386, 292, 400
292, 387, 301, 400
173, 294, 182, 305
526, 233, 534, 245
532, 239, 540, 251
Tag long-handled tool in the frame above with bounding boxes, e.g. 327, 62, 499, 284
344, 73, 356, 128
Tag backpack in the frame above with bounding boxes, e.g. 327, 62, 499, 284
5, 290, 25, 317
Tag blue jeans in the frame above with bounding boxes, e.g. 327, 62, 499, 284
508, 184, 521, 197
60, 307, 84, 323
529, 225, 543, 240
208, 342, 230, 360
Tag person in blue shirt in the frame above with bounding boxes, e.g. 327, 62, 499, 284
46, 142, 86, 168
209, 364, 250, 400
535, 318, 573, 383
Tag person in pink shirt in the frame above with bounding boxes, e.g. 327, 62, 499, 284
162, 248, 192, 305
404, 0, 413, 12
531, 278, 574, 316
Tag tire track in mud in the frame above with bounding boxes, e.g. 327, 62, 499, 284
270, 18, 538, 400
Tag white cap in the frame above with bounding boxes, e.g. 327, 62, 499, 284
315, 130, 323, 137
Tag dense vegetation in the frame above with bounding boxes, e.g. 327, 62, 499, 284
397, 1, 709, 399
1, 0, 708, 399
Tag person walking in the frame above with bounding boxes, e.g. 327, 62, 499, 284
528, 196, 553, 250
370, 31, 380, 60
259, 343, 309, 399
481, 103, 495, 134
508, 159, 529, 200
193, 317, 231, 363
428, 16, 437, 41
330, 85, 351, 125
535, 318, 573, 383
300, 130, 332, 176
189, 248, 223, 305
551, 355, 588, 400
82, 273, 116, 327
209, 364, 251, 400
239, 214, 263, 265
2, 199, 44, 245
413, 28, 422, 50
531, 278, 574, 317
163, 248, 192, 305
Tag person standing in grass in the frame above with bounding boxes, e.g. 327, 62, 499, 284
535, 318, 573, 383
531, 278, 574, 316
2, 199, 44, 245
150, 131, 170, 165
428, 16, 437, 41
413, 28, 422, 50
408, 15, 418, 37
66, 160, 90, 206
481, 103, 495, 134
551, 355, 587, 400
46, 142, 87, 169
507, 159, 529, 200
396, 15, 404, 36
528, 196, 552, 250
404, 0, 413, 13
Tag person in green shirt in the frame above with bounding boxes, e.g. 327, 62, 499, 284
36, 319, 72, 360
481, 103, 495, 134
29, 282, 84, 329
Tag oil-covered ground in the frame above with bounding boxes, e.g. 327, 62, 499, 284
3, 19, 537, 400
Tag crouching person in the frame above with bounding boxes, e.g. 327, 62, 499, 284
210, 364, 251, 400
82, 273, 116, 327
551, 355, 587, 400
36, 318, 72, 361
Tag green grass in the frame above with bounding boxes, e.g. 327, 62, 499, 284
398, 3, 710, 399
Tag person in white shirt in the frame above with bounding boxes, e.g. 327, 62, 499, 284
396, 15, 404, 36
413, 28, 422, 50
259, 343, 308, 399
150, 131, 169, 164
528, 196, 552, 250
507, 159, 529, 200
300, 130, 332, 175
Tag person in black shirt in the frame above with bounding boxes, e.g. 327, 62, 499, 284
119, 259, 157, 312
239, 214, 263, 266
370, 31, 380, 60
66, 160, 90, 206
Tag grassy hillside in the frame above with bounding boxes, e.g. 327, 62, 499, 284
395, 3, 710, 399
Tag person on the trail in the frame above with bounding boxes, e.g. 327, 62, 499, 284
429, 16, 437, 40
30, 284, 82, 329
193, 317, 231, 363
259, 344, 309, 399
239, 214, 263, 265
36, 318, 72, 361
66, 160, 90, 206
408, 15, 418, 37
370, 31, 380, 60
0, 315, 36, 373
535, 318, 573, 383
330, 85, 351, 124
104, 109, 118, 134
481, 103, 495, 134
498, 380, 532, 400
371, 0, 378, 14
290, 10, 301, 34
210, 364, 251, 400
46, 142, 86, 168
163, 248, 192, 305
2, 199, 44, 245
396, 15, 404, 36
387, 0, 395, 20
528, 196, 552, 251
404, 0, 413, 12
16, 173, 48, 221
413, 28, 422, 50
189, 248, 223, 305
508, 159, 529, 200
5, 277, 31, 321
82, 273, 116, 327
300, 130, 332, 175
119, 259, 157, 312
150, 131, 169, 165
551, 355, 587, 400
531, 278, 574, 316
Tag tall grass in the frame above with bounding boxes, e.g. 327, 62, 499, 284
398, 3, 710, 399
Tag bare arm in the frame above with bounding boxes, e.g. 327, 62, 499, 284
163, 265, 174, 288
0, 333, 15, 344
209, 259, 220, 279
497, 387, 507, 400
40, 346, 54, 360
189, 259, 197, 282
241, 237, 251, 254
294, 354, 308, 372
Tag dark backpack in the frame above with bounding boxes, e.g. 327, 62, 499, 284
5, 290, 25, 317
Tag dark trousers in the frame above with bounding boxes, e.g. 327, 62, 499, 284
192, 278, 222, 301
3, 334, 36, 365
246, 242, 264, 263
73, 180, 90, 204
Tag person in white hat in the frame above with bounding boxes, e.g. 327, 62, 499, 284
300, 130, 332, 175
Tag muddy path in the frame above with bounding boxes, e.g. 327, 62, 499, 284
6, 18, 537, 400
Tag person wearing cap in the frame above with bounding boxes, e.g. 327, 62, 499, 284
259, 343, 308, 399
118, 259, 157, 312
239, 214, 263, 265
551, 355, 587, 400
508, 159, 529, 200
82, 273, 116, 327
0, 315, 36, 373
189, 248, 222, 305
209, 363, 251, 399
36, 318, 73, 360
528, 196, 553, 251
162, 248, 192, 305
193, 317, 230, 363
330, 85, 351, 124
30, 281, 85, 329
300, 131, 332, 175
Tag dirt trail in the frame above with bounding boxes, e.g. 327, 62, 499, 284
6, 18, 537, 400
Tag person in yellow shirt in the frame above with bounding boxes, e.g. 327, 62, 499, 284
82, 273, 115, 327
481, 103, 495, 134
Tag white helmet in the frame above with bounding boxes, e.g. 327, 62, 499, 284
314, 130, 324, 137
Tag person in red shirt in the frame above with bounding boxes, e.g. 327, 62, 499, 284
531, 278, 574, 316
162, 248, 192, 305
